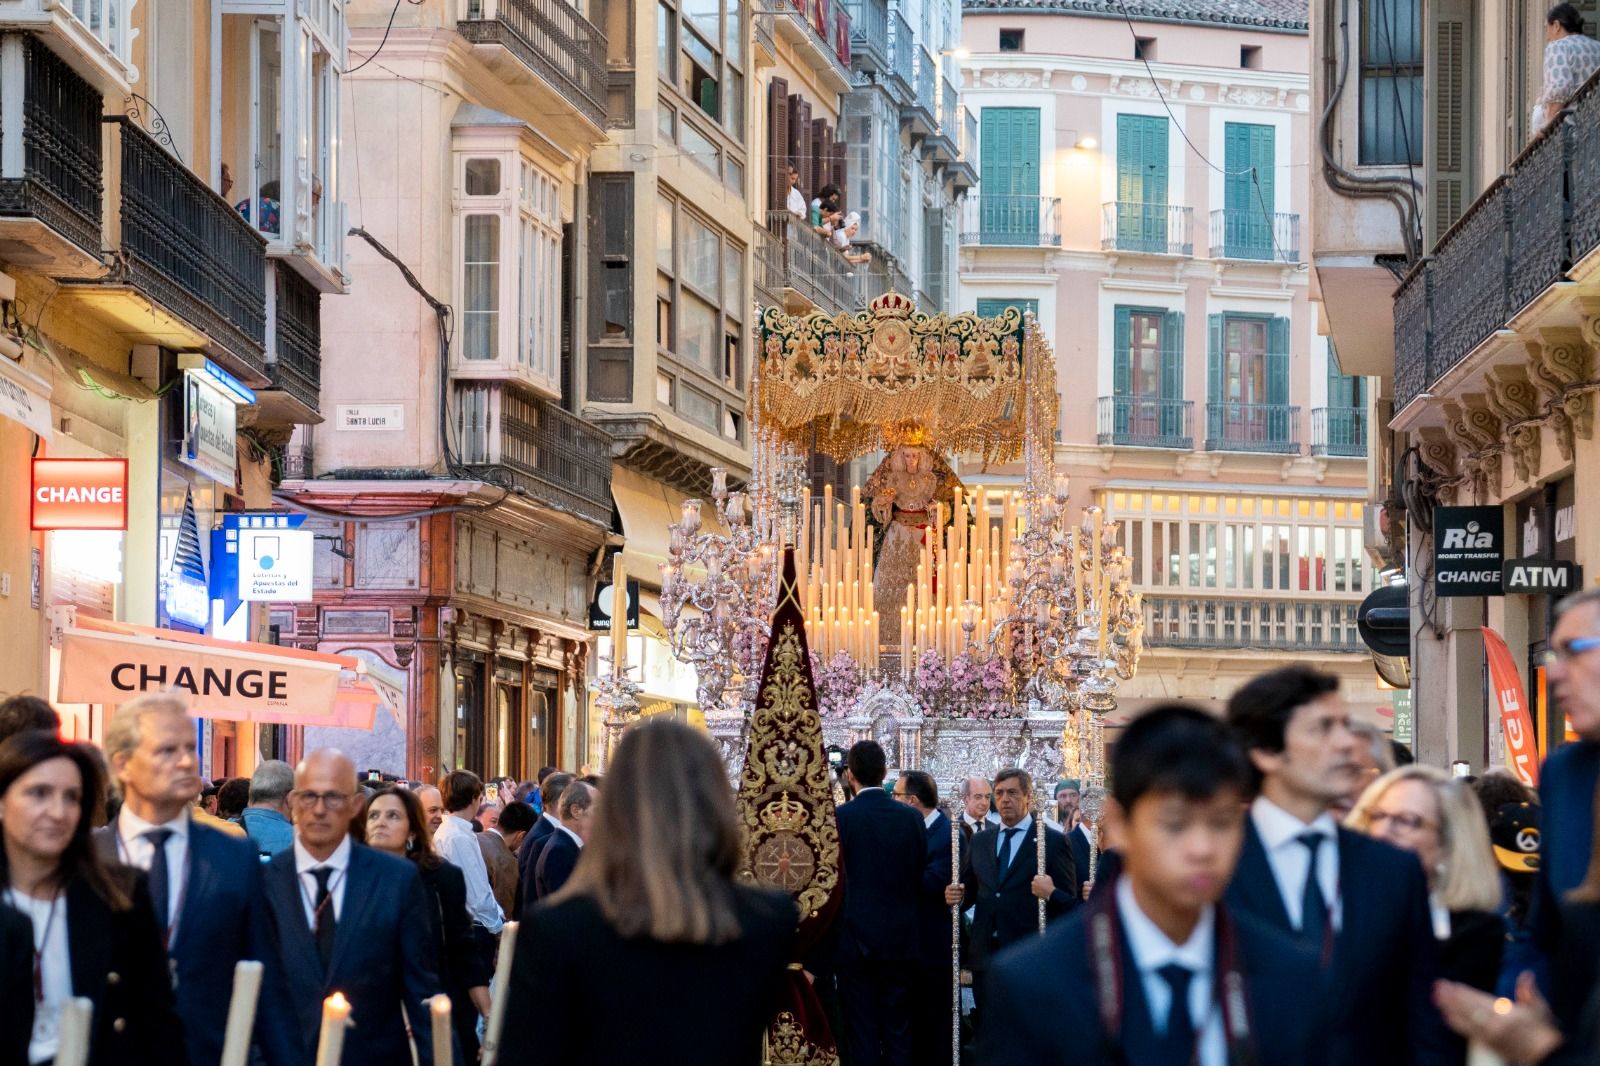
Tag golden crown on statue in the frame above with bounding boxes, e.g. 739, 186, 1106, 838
867, 292, 915, 318
758, 792, 811, 833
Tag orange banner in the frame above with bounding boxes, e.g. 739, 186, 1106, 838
1484, 627, 1540, 786
58, 625, 342, 720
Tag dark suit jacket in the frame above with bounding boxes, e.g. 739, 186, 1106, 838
1534, 741, 1600, 952
916, 811, 959, 969
981, 902, 1327, 1065
500, 886, 796, 1062
957, 817, 1077, 971
535, 830, 581, 900
62, 869, 188, 1066
834, 787, 927, 965
1442, 909, 1505, 993
420, 860, 493, 994
477, 831, 519, 919
1067, 824, 1093, 894
1225, 819, 1452, 1066
94, 817, 296, 1066
262, 842, 445, 1066
516, 815, 559, 914
1, 901, 34, 1066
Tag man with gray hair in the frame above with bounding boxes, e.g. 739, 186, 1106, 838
95, 693, 296, 1066
240, 759, 295, 859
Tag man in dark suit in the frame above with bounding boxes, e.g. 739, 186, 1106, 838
956, 775, 999, 844
518, 771, 572, 913
1225, 666, 1451, 1066
832, 741, 925, 1066
98, 694, 297, 1066
262, 748, 448, 1066
983, 704, 1328, 1065
943, 766, 1076, 1020
535, 779, 595, 899
893, 769, 959, 1066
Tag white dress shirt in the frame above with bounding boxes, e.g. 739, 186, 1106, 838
558, 824, 583, 849
962, 811, 1000, 834
923, 810, 939, 829
1249, 796, 1342, 931
7, 889, 70, 1065
995, 814, 1037, 870
540, 811, 562, 830
435, 811, 506, 933
787, 185, 807, 219
115, 805, 190, 934
1117, 878, 1225, 1065
293, 834, 352, 927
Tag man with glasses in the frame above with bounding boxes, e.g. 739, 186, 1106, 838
1532, 589, 1600, 955
261, 748, 449, 1066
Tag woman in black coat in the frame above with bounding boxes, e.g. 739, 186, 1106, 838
0, 730, 186, 1066
359, 786, 490, 1051
500, 720, 797, 1063
1, 901, 34, 1065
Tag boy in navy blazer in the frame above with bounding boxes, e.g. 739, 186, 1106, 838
1225, 666, 1452, 1065
983, 704, 1327, 1065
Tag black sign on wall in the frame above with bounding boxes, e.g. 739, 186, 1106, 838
1434, 506, 1505, 597
1503, 559, 1581, 594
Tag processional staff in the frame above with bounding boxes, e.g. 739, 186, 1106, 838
1035, 802, 1047, 935
950, 795, 961, 1066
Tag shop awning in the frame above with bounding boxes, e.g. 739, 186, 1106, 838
56, 616, 399, 730
610, 466, 725, 588
0, 353, 52, 438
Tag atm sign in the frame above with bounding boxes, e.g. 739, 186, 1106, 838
31, 458, 129, 530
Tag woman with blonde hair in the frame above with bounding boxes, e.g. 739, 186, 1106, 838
1346, 764, 1505, 991
499, 718, 797, 1062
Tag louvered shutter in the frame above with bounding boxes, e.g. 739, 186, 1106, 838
1161, 310, 1184, 439
1112, 307, 1132, 434
768, 77, 790, 213
1207, 314, 1225, 443
1427, 0, 1472, 244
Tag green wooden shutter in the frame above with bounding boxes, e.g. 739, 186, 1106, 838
980, 108, 1040, 244
1116, 115, 1169, 251
1223, 123, 1275, 258
1268, 315, 1290, 444
1113, 306, 1132, 436
1207, 313, 1224, 443
1161, 310, 1184, 439
975, 298, 1038, 318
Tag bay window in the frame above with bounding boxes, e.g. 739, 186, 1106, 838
452, 133, 566, 401
657, 187, 748, 442
658, 0, 744, 140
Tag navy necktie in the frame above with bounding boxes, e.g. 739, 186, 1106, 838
997, 826, 1021, 879
144, 828, 174, 933
311, 866, 338, 970
1298, 832, 1330, 948
1157, 962, 1197, 1060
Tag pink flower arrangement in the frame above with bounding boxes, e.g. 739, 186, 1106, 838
812, 649, 863, 718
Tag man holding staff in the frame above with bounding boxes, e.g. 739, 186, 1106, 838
892, 769, 959, 1066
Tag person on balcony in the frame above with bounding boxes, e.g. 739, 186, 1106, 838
786, 163, 809, 222
1533, 3, 1600, 130
832, 212, 872, 265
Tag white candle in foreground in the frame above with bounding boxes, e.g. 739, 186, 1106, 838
431, 995, 453, 1066
220, 960, 264, 1066
314, 992, 350, 1066
54, 997, 93, 1066
481, 920, 520, 1066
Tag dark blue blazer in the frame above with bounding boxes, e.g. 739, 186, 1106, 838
835, 787, 927, 965
916, 811, 960, 967
262, 842, 446, 1066
535, 830, 581, 900
981, 902, 1328, 1065
1225, 819, 1452, 1066
1533, 741, 1600, 951
517, 816, 560, 914
1, 901, 34, 1066
94, 818, 297, 1066
1067, 824, 1093, 894
956, 818, 1078, 971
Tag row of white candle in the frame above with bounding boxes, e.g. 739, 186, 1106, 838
796, 483, 881, 669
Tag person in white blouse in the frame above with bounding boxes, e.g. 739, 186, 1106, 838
1533, 3, 1600, 130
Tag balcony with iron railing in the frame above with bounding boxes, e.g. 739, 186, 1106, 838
842, 0, 887, 70
0, 35, 104, 276
959, 195, 1062, 247
1311, 406, 1366, 457
1142, 595, 1364, 653
1101, 202, 1194, 256
265, 265, 322, 419
462, 388, 615, 525
926, 76, 958, 161
1391, 73, 1600, 411
776, 0, 852, 88
1096, 396, 1194, 449
458, 0, 609, 132
1204, 402, 1300, 454
765, 211, 864, 316
1209, 209, 1300, 263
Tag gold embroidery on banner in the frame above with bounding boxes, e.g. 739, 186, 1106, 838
768, 1012, 835, 1066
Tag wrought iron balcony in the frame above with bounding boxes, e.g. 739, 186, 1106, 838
266, 265, 321, 418
458, 0, 609, 130
1142, 595, 1364, 653
1101, 202, 1194, 256
462, 387, 615, 526
764, 211, 864, 317
959, 195, 1062, 247
843, 0, 888, 71
1096, 396, 1194, 449
777, 0, 852, 79
1204, 402, 1300, 454
754, 223, 786, 308
0, 36, 104, 274
112, 118, 268, 374
1208, 208, 1300, 263
1311, 406, 1366, 457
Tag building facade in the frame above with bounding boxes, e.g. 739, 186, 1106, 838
960, 0, 1393, 726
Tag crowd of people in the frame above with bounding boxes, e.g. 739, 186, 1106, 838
785, 163, 872, 267
7, 587, 1600, 1063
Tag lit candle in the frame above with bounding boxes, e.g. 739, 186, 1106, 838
220, 960, 264, 1066
54, 998, 92, 1066
482, 921, 519, 1065
431, 995, 452, 1066
315, 992, 350, 1066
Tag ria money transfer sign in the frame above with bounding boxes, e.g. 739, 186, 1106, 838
1433, 506, 1505, 597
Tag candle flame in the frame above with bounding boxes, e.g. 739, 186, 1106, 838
327, 992, 349, 1011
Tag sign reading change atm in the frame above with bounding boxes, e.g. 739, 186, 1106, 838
31, 458, 128, 530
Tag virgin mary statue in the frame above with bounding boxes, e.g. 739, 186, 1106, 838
863, 441, 962, 634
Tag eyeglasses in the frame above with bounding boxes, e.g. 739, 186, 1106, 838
1367, 810, 1435, 833
292, 790, 353, 811
1540, 636, 1600, 666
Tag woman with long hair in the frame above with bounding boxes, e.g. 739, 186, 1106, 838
0, 730, 184, 1065
357, 786, 490, 1044
1346, 764, 1505, 991
499, 719, 796, 1061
